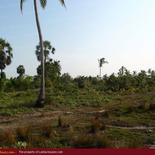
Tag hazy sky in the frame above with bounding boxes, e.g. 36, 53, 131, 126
1, 0, 155, 77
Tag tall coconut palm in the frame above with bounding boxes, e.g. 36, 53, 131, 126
0, 38, 13, 79
20, 0, 65, 107
98, 58, 108, 79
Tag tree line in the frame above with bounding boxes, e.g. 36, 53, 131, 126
1, 39, 155, 95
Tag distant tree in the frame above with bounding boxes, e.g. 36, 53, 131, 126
61, 73, 73, 83
133, 71, 137, 76
0, 38, 13, 79
118, 66, 127, 76
98, 58, 108, 78
117, 66, 132, 90
137, 70, 148, 89
105, 73, 119, 91
37, 59, 61, 84
74, 76, 87, 89
20, 0, 66, 107
36, 41, 61, 86
17, 65, 25, 78
35, 40, 55, 63
58, 73, 78, 91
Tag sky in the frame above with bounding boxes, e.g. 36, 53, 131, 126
1, 0, 155, 77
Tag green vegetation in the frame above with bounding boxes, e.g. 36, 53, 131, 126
0, 88, 155, 148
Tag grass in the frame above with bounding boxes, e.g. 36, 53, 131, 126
0, 90, 37, 116
0, 129, 16, 146
104, 128, 155, 148
0, 89, 155, 148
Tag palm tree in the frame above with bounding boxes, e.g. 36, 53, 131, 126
17, 65, 25, 78
20, 0, 65, 107
0, 38, 13, 79
35, 40, 55, 63
98, 58, 108, 79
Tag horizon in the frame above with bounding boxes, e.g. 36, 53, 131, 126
1, 0, 155, 78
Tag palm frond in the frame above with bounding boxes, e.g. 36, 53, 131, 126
59, 0, 66, 7
40, 0, 47, 9
20, 0, 26, 12
99, 58, 108, 67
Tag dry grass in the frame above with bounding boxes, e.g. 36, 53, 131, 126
0, 129, 16, 145
57, 116, 71, 129
16, 126, 31, 141
41, 124, 52, 138
71, 134, 111, 148
89, 116, 106, 134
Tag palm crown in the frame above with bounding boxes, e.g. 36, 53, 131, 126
99, 58, 108, 67
20, 0, 65, 11
35, 41, 55, 62
0, 39, 13, 71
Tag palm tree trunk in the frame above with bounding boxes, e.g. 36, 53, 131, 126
34, 0, 45, 107
99, 67, 101, 79
0, 69, 2, 80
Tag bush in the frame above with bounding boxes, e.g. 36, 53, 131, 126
90, 117, 106, 134
41, 124, 52, 138
149, 103, 155, 111
72, 134, 111, 148
16, 126, 31, 141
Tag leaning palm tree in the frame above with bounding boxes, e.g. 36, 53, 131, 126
20, 0, 65, 107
